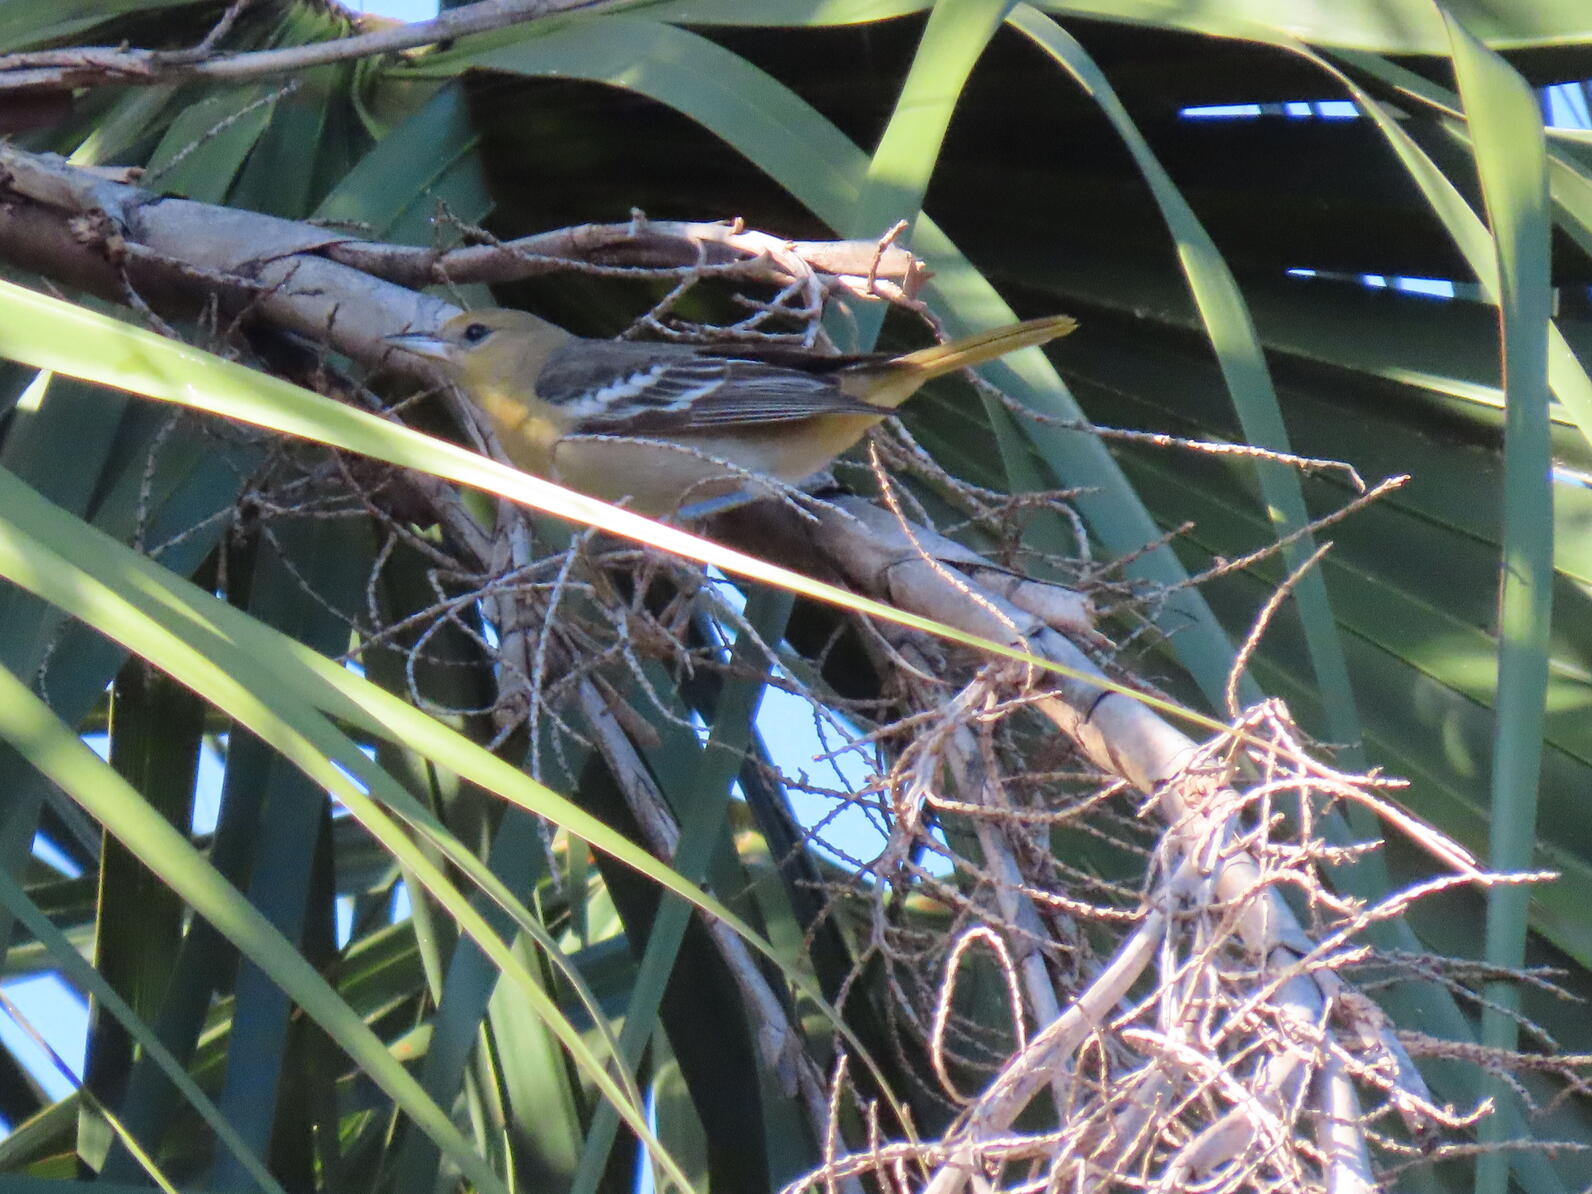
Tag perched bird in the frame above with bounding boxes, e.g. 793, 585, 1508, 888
388, 308, 1076, 516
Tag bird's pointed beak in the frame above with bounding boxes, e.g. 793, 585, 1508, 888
384, 330, 453, 363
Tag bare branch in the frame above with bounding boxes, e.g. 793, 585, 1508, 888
0, 142, 923, 371
0, 0, 615, 92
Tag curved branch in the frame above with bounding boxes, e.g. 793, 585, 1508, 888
0, 143, 922, 366
0, 0, 612, 92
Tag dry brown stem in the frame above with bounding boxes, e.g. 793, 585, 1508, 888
0, 0, 611, 92
0, 143, 922, 368
701, 496, 1557, 1194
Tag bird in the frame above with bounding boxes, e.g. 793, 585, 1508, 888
387, 307, 1077, 517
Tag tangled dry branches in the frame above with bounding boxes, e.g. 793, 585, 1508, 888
788, 694, 1545, 1194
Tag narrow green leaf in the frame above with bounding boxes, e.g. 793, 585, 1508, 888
315, 80, 485, 238
1435, 15, 1554, 1193
0, 868, 288, 1194
68, 85, 182, 168
629, 0, 929, 25
841, 0, 1016, 348
0, 0, 197, 51
208, 518, 366, 1194
484, 932, 586, 1184
84, 661, 201, 1172
0, 372, 129, 516
1035, 0, 1581, 52
1009, 5, 1361, 752
143, 86, 280, 204
391, 809, 569, 1194
612, 0, 1592, 51
0, 661, 512, 1194
1326, 48, 1592, 451
572, 590, 792, 1194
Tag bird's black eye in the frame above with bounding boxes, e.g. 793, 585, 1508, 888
460, 322, 493, 344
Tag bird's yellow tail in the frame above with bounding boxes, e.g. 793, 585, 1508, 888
892, 314, 1077, 379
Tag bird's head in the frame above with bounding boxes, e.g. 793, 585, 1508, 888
385, 308, 572, 390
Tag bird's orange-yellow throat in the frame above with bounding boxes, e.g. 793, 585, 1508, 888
388, 308, 1077, 516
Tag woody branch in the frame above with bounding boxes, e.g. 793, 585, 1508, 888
0, 0, 613, 92
0, 142, 922, 363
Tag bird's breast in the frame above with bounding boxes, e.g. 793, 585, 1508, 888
476, 388, 565, 477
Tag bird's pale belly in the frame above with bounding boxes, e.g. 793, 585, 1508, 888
550, 414, 881, 515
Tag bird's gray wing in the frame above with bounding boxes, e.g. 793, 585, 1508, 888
537, 341, 884, 433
